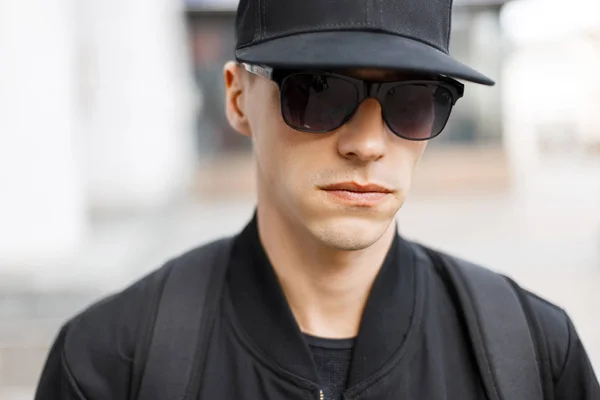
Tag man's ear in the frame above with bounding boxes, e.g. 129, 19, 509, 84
224, 61, 252, 137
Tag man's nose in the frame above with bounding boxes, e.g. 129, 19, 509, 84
336, 98, 387, 163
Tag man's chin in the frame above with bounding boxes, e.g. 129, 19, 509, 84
305, 215, 396, 252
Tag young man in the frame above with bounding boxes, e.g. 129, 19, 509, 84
36, 0, 599, 399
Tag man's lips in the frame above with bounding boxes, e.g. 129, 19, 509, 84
320, 182, 394, 206
320, 182, 394, 193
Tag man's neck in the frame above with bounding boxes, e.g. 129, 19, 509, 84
256, 205, 396, 339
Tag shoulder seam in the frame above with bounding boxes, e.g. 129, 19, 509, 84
61, 346, 89, 400
524, 290, 565, 314
555, 309, 573, 381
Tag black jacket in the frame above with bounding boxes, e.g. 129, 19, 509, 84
36, 217, 600, 399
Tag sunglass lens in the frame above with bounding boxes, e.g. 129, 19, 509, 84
280, 74, 358, 132
383, 84, 453, 140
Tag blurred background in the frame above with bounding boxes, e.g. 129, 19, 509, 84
0, 0, 599, 398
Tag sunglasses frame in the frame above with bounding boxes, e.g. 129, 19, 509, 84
241, 63, 465, 141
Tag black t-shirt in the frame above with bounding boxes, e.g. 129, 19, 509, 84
304, 334, 355, 400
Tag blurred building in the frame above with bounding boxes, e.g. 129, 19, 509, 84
501, 0, 600, 222
0, 0, 198, 285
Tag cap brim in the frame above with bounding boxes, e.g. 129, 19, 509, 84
236, 31, 495, 86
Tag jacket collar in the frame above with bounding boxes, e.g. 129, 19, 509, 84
226, 213, 418, 388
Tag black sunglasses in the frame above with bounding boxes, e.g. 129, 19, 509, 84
241, 63, 464, 141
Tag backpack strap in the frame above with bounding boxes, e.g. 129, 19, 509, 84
129, 237, 234, 400
422, 246, 544, 400
504, 277, 555, 400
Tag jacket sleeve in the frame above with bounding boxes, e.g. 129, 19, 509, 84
34, 324, 87, 400
553, 313, 600, 400
525, 290, 599, 400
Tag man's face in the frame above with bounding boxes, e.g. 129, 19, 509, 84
224, 63, 428, 251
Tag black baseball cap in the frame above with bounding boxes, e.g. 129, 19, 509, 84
234, 0, 494, 86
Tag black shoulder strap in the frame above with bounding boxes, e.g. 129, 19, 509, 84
129, 237, 234, 400
423, 246, 544, 400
